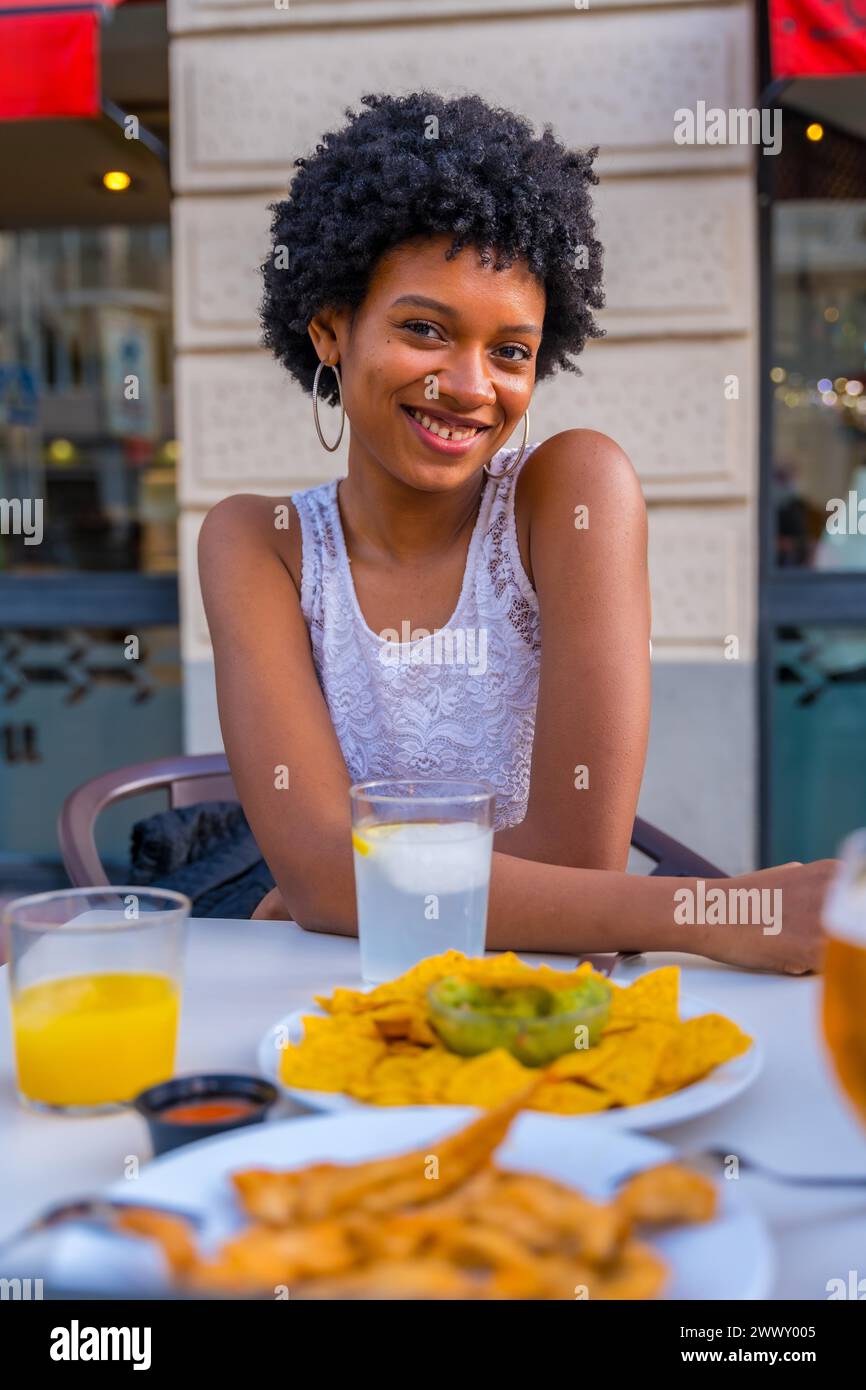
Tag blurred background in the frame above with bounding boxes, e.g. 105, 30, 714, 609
0, 0, 865, 899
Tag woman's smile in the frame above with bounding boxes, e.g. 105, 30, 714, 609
400, 403, 492, 455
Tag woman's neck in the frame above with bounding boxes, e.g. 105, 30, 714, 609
336, 458, 486, 567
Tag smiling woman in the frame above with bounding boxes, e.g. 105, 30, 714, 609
198, 91, 835, 974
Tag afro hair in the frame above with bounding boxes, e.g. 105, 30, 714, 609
260, 91, 605, 404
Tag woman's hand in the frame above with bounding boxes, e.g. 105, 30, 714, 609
693, 860, 837, 974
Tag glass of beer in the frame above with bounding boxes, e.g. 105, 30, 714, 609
3, 887, 190, 1114
822, 829, 866, 1128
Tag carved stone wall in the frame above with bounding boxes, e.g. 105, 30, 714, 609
170, 6, 753, 188
171, 0, 761, 805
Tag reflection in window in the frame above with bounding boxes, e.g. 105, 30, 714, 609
772, 625, 866, 862
0, 226, 176, 575
771, 117, 866, 571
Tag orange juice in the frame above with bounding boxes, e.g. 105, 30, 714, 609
11, 972, 180, 1107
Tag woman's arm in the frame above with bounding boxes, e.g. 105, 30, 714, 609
495, 428, 650, 870
198, 494, 355, 929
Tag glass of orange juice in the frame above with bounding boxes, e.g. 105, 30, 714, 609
3, 887, 190, 1114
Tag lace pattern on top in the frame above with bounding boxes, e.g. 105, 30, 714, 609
293, 445, 542, 829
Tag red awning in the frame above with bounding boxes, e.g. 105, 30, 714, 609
0, 0, 125, 121
770, 0, 866, 78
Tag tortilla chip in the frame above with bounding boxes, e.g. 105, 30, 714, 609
551, 1022, 675, 1106
279, 1019, 388, 1092
608, 967, 680, 1025
319, 952, 470, 1013
370, 1004, 438, 1046
443, 1049, 532, 1107
531, 1081, 612, 1115
654, 1014, 752, 1092
457, 953, 594, 994
301, 1012, 378, 1040
409, 1048, 466, 1099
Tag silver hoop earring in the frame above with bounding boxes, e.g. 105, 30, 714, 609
313, 360, 346, 452
482, 411, 530, 479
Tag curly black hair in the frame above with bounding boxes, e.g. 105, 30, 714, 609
260, 92, 605, 404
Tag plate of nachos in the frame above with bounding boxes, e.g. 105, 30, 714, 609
257, 952, 762, 1129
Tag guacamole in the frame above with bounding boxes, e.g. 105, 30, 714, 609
427, 974, 612, 1067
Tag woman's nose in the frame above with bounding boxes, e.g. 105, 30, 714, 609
436, 352, 497, 410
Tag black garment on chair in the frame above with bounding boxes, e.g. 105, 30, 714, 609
129, 801, 274, 919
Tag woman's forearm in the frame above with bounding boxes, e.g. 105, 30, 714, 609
285, 836, 828, 973
487, 852, 703, 956
486, 852, 830, 973
289, 839, 704, 954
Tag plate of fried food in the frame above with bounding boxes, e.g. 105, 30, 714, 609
112, 1084, 772, 1299
258, 951, 762, 1130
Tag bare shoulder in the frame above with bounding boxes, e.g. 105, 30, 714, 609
198, 492, 302, 592
519, 428, 644, 514
513, 430, 645, 584
198, 492, 296, 549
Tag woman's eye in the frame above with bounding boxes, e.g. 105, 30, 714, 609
403, 320, 444, 340
497, 344, 532, 363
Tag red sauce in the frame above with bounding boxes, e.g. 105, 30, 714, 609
161, 1097, 260, 1125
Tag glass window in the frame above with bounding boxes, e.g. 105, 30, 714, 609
771, 116, 866, 571
0, 225, 176, 576
771, 623, 866, 862
0, 624, 182, 888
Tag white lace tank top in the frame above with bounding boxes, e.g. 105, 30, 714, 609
293, 444, 541, 830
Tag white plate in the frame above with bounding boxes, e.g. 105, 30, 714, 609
107, 1108, 773, 1300
258, 991, 763, 1131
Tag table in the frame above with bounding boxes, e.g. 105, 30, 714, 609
2, 918, 865, 1299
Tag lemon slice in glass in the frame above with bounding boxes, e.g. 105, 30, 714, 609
351, 822, 416, 857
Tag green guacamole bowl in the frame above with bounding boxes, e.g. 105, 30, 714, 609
427, 974, 612, 1068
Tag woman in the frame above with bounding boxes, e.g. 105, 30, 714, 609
199, 92, 832, 972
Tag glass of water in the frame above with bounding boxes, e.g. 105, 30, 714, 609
349, 779, 495, 983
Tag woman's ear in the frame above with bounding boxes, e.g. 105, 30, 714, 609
308, 308, 346, 365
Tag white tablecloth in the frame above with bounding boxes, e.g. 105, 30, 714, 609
2, 918, 865, 1299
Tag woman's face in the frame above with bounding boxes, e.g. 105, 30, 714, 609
310, 234, 545, 493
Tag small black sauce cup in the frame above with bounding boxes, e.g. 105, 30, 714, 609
132, 1073, 279, 1156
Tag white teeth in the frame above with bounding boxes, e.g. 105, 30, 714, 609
409, 408, 479, 443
